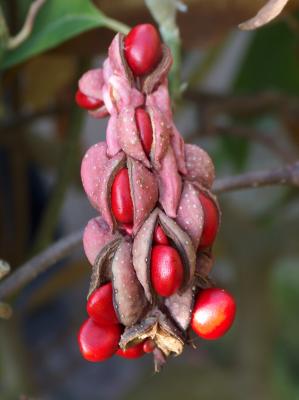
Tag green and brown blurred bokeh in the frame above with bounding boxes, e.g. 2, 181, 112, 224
1, 1, 299, 399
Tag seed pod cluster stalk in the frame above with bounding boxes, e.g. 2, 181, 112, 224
77, 24, 236, 371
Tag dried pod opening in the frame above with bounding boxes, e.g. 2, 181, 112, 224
118, 33, 135, 87
141, 45, 173, 94
88, 237, 122, 298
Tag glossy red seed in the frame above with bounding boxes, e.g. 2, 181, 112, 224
116, 342, 145, 359
153, 225, 169, 245
191, 288, 236, 340
135, 108, 153, 155
143, 339, 155, 353
124, 24, 162, 76
121, 223, 133, 236
75, 89, 103, 110
151, 245, 184, 297
78, 318, 121, 362
87, 283, 119, 325
111, 168, 134, 224
198, 192, 219, 249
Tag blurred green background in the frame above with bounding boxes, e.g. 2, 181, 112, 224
1, 1, 299, 399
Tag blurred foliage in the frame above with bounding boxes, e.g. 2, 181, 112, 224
0, 1, 299, 400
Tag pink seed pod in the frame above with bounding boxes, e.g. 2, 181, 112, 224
78, 69, 108, 118
155, 146, 182, 218
185, 144, 215, 189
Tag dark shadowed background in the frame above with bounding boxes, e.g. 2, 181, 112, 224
1, 1, 299, 399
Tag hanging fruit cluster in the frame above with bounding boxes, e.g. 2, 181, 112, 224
76, 24, 236, 371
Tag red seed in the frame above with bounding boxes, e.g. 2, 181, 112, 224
151, 244, 184, 297
135, 108, 153, 156
198, 192, 219, 249
143, 339, 155, 353
116, 342, 145, 359
191, 288, 236, 340
78, 318, 121, 362
87, 283, 119, 325
111, 168, 134, 224
153, 225, 169, 245
124, 24, 162, 76
121, 223, 133, 236
75, 89, 103, 110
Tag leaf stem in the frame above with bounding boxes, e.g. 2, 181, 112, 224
102, 16, 130, 35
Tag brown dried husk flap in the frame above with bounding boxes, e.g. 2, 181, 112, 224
88, 236, 121, 298
132, 208, 196, 303
119, 308, 184, 357
88, 236, 148, 327
111, 238, 148, 326
141, 45, 173, 94
118, 33, 135, 86
165, 286, 195, 331
98, 151, 126, 232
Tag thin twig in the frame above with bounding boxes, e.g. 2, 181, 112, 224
185, 90, 299, 117
7, 0, 46, 49
0, 229, 83, 299
213, 161, 299, 194
214, 125, 296, 163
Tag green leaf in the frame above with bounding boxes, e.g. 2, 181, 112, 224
1, 0, 127, 70
234, 21, 299, 93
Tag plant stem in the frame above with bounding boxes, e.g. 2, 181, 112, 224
0, 229, 83, 299
103, 16, 130, 35
213, 161, 299, 194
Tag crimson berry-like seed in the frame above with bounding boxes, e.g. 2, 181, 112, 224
111, 168, 134, 224
135, 108, 153, 156
87, 283, 119, 325
191, 288, 236, 340
78, 318, 121, 362
75, 89, 103, 110
124, 24, 162, 76
116, 342, 145, 359
151, 244, 184, 297
199, 192, 219, 249
143, 339, 155, 353
153, 225, 169, 245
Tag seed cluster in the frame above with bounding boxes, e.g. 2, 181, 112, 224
77, 24, 236, 371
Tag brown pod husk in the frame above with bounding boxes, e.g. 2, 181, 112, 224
141, 45, 173, 95
98, 151, 126, 232
119, 308, 184, 357
158, 210, 196, 292
196, 250, 214, 279
117, 33, 135, 86
132, 208, 196, 303
111, 239, 148, 326
132, 209, 159, 303
165, 286, 195, 331
88, 236, 121, 298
